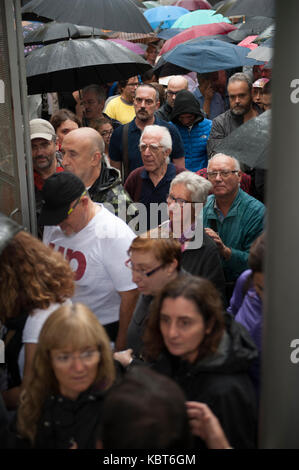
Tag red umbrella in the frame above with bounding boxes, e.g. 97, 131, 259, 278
237, 35, 258, 51
160, 22, 237, 55
174, 0, 212, 10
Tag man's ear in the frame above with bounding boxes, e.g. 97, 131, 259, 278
92, 151, 102, 167
155, 100, 160, 111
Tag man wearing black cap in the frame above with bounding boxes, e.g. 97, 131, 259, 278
41, 172, 139, 351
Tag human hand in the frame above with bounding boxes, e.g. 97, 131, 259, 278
186, 402, 231, 449
113, 348, 134, 367
204, 228, 231, 259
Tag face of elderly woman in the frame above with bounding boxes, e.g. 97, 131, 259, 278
160, 296, 212, 364
167, 183, 195, 237
51, 345, 100, 400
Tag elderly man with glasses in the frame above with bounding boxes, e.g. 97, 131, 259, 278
40, 171, 139, 351
203, 153, 265, 302
124, 125, 185, 231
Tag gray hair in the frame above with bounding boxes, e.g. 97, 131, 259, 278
82, 84, 106, 103
140, 125, 172, 152
136, 84, 160, 102
228, 72, 252, 91
208, 153, 241, 171
170, 171, 212, 204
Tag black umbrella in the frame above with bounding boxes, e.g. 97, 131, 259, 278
225, 0, 275, 18
22, 0, 153, 33
23, 21, 108, 46
227, 16, 274, 43
26, 38, 152, 94
214, 110, 271, 169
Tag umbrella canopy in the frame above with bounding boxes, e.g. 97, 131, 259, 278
160, 21, 237, 54
143, 1, 160, 9
107, 39, 146, 55
22, 0, 153, 33
253, 24, 275, 44
23, 21, 107, 45
214, 110, 271, 169
225, 0, 275, 18
171, 9, 230, 28
237, 35, 258, 51
214, 0, 237, 16
174, 0, 212, 11
247, 44, 273, 62
157, 28, 184, 40
25, 38, 152, 94
227, 16, 273, 43
160, 37, 263, 73
144, 6, 189, 29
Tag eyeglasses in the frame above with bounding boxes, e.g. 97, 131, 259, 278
125, 259, 165, 278
67, 190, 87, 216
139, 143, 164, 153
167, 90, 179, 97
166, 194, 193, 207
100, 129, 113, 137
206, 170, 239, 180
52, 348, 100, 367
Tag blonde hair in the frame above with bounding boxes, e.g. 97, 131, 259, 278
17, 303, 115, 444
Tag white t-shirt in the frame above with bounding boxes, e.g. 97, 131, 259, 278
43, 206, 136, 326
18, 299, 71, 378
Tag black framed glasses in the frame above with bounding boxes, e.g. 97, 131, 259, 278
67, 190, 87, 216
166, 194, 194, 207
125, 259, 165, 278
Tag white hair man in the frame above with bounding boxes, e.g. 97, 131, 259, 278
203, 153, 265, 298
124, 125, 185, 231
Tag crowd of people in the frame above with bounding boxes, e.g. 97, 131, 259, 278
0, 16, 272, 449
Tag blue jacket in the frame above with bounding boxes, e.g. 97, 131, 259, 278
203, 189, 265, 282
170, 89, 212, 172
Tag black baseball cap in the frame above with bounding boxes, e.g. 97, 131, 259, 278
39, 172, 86, 226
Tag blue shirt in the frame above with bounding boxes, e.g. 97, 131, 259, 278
109, 116, 185, 174
193, 88, 225, 120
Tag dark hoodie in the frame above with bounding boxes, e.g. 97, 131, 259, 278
152, 313, 258, 449
171, 90, 212, 172
88, 159, 138, 224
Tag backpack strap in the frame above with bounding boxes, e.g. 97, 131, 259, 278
122, 123, 130, 182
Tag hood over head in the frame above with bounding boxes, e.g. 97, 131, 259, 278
171, 89, 204, 125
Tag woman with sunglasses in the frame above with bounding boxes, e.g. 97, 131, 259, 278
16, 303, 115, 449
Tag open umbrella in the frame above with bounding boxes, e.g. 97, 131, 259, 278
143, 6, 189, 30
157, 28, 184, 40
160, 21, 237, 54
171, 9, 230, 28
22, 0, 153, 33
25, 38, 152, 94
174, 0, 212, 10
107, 39, 146, 55
253, 24, 275, 44
214, 110, 271, 169
247, 41, 273, 62
214, 0, 237, 16
225, 0, 275, 18
23, 21, 107, 45
160, 38, 264, 73
237, 35, 258, 51
227, 16, 273, 43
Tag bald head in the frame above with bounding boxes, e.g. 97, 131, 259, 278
166, 76, 189, 108
61, 127, 105, 186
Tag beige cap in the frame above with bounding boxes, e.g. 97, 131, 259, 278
30, 118, 56, 141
